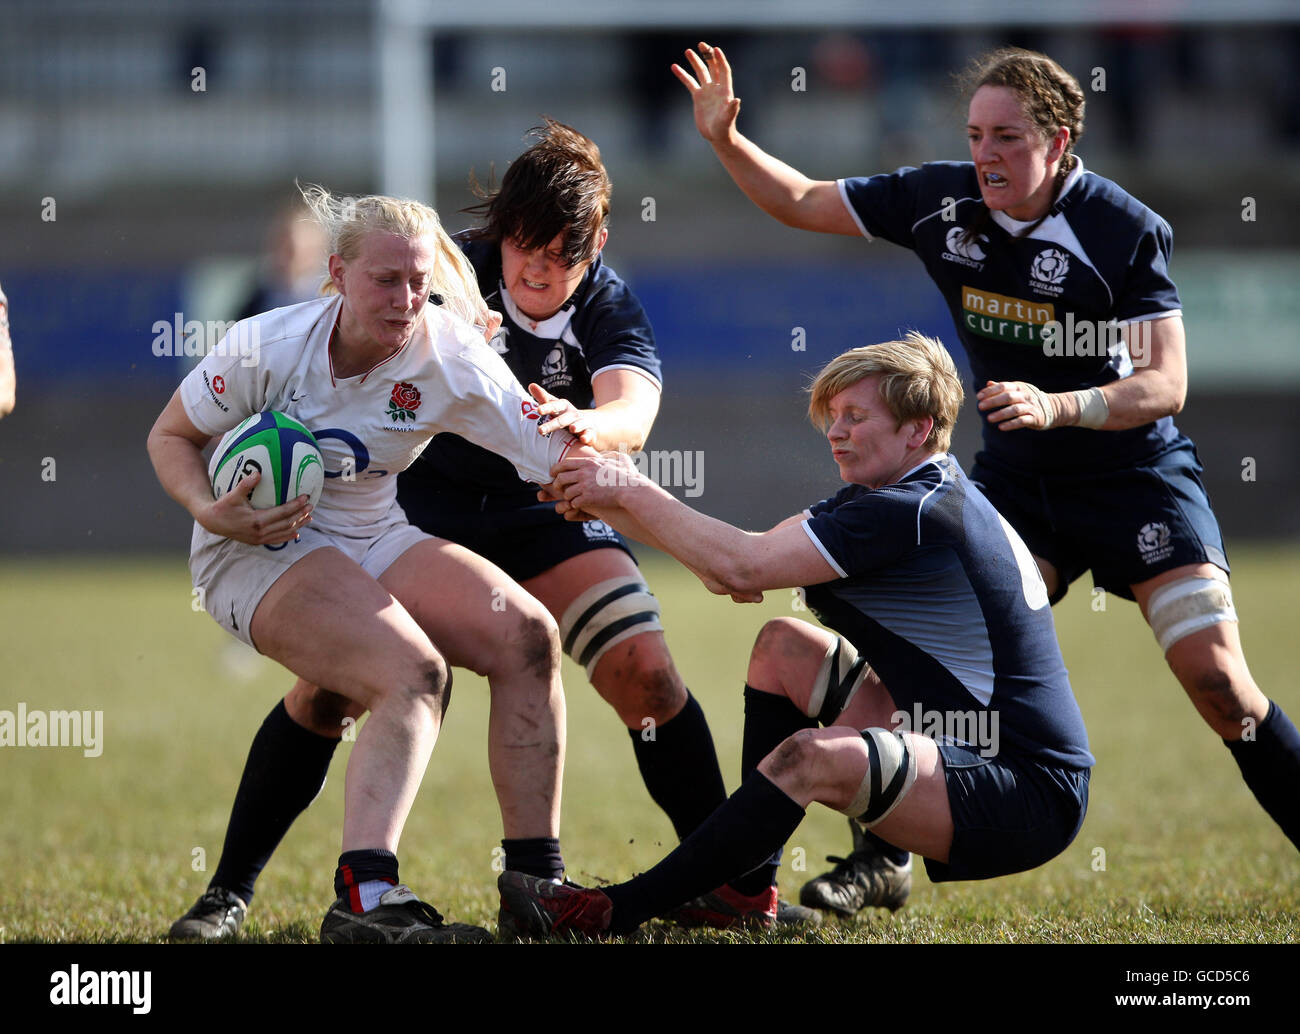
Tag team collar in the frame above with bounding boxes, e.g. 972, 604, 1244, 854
325, 294, 419, 387
898, 452, 948, 482
864, 453, 947, 491
495, 251, 598, 336
989, 156, 1086, 235
496, 284, 577, 338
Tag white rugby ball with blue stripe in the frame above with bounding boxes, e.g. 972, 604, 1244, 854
209, 411, 324, 511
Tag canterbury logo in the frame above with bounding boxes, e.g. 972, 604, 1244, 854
945, 226, 986, 261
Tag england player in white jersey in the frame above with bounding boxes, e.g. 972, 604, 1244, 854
168, 123, 746, 944
184, 289, 568, 572
149, 188, 583, 943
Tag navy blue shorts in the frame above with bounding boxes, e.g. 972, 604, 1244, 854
923, 745, 1090, 883
394, 480, 637, 584
972, 436, 1229, 603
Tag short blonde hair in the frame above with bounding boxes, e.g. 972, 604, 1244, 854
808, 332, 964, 453
300, 184, 487, 327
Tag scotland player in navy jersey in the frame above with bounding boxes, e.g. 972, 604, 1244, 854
169, 122, 736, 939
400, 120, 729, 885
673, 42, 1300, 916
497, 335, 1092, 936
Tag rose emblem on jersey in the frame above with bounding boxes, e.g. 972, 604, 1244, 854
1031, 248, 1070, 285
388, 381, 422, 422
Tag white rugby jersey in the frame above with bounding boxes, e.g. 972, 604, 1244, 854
180, 294, 575, 538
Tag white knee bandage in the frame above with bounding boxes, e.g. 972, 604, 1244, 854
1146, 575, 1238, 653
842, 727, 918, 828
806, 637, 871, 725
559, 576, 663, 677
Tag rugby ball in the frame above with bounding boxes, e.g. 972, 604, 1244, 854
210, 411, 324, 510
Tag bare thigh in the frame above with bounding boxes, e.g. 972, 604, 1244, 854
250, 546, 444, 713
378, 536, 557, 677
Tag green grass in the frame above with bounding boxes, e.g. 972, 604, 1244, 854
1, 547, 1298, 944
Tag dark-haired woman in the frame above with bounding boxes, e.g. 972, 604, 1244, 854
169, 122, 745, 939
400, 120, 734, 907
673, 42, 1300, 915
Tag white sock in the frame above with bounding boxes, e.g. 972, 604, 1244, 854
356, 878, 394, 911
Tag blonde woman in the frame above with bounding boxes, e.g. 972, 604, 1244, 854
170, 123, 753, 941
499, 335, 1092, 937
149, 188, 582, 943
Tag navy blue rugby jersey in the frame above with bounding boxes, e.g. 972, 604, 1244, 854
839, 160, 1182, 473
801, 455, 1093, 769
408, 236, 662, 492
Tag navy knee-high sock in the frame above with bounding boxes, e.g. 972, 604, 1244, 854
740, 685, 817, 778
728, 686, 816, 895
629, 691, 727, 840
602, 773, 807, 934
1225, 699, 1300, 851
210, 699, 341, 903
502, 838, 565, 881
736, 685, 908, 876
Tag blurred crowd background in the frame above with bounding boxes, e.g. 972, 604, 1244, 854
2, 0, 1298, 551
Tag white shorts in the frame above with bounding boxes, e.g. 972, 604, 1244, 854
189, 505, 433, 649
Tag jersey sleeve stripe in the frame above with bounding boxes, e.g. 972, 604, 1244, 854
589, 363, 663, 391
801, 519, 849, 579
1122, 309, 1181, 324
914, 462, 947, 545
836, 179, 873, 241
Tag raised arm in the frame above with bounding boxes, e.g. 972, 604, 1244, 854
672, 42, 859, 236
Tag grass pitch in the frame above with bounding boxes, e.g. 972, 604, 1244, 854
1, 547, 1297, 945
